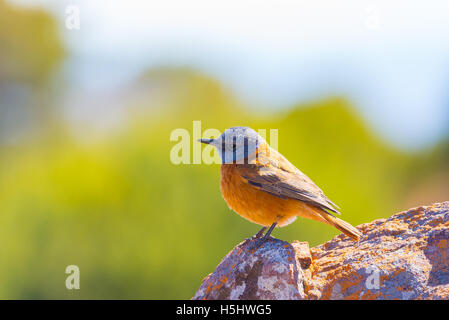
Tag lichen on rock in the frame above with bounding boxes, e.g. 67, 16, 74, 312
193, 202, 449, 300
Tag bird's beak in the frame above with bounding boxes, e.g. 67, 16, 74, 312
198, 138, 214, 145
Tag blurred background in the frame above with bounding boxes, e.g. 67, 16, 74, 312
0, 0, 448, 299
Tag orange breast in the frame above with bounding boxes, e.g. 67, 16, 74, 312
220, 164, 301, 227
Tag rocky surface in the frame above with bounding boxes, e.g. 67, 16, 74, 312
193, 202, 449, 300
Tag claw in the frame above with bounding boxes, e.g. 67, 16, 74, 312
254, 226, 267, 238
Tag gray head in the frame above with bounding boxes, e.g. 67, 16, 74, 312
199, 126, 265, 164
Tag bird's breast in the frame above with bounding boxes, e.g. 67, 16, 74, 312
219, 163, 300, 227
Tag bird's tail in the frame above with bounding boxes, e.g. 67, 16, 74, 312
319, 212, 362, 241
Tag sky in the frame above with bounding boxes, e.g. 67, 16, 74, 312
9, 0, 449, 149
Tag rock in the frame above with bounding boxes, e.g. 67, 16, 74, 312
192, 237, 308, 300
193, 202, 449, 300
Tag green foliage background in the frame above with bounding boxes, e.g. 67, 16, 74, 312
0, 1, 447, 299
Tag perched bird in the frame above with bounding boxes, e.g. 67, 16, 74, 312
199, 126, 361, 244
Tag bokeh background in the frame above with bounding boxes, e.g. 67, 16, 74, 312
0, 0, 448, 299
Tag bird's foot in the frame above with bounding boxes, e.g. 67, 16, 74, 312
249, 222, 277, 252
249, 234, 273, 251
254, 226, 267, 239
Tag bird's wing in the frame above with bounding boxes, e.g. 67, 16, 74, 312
237, 146, 340, 214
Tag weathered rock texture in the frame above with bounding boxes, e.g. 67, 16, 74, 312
193, 202, 449, 300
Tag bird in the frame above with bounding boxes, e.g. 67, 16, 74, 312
199, 126, 361, 245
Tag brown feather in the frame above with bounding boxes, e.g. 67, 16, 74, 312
219, 142, 361, 240
237, 143, 340, 214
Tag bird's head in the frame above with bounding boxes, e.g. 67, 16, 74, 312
198, 126, 265, 164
